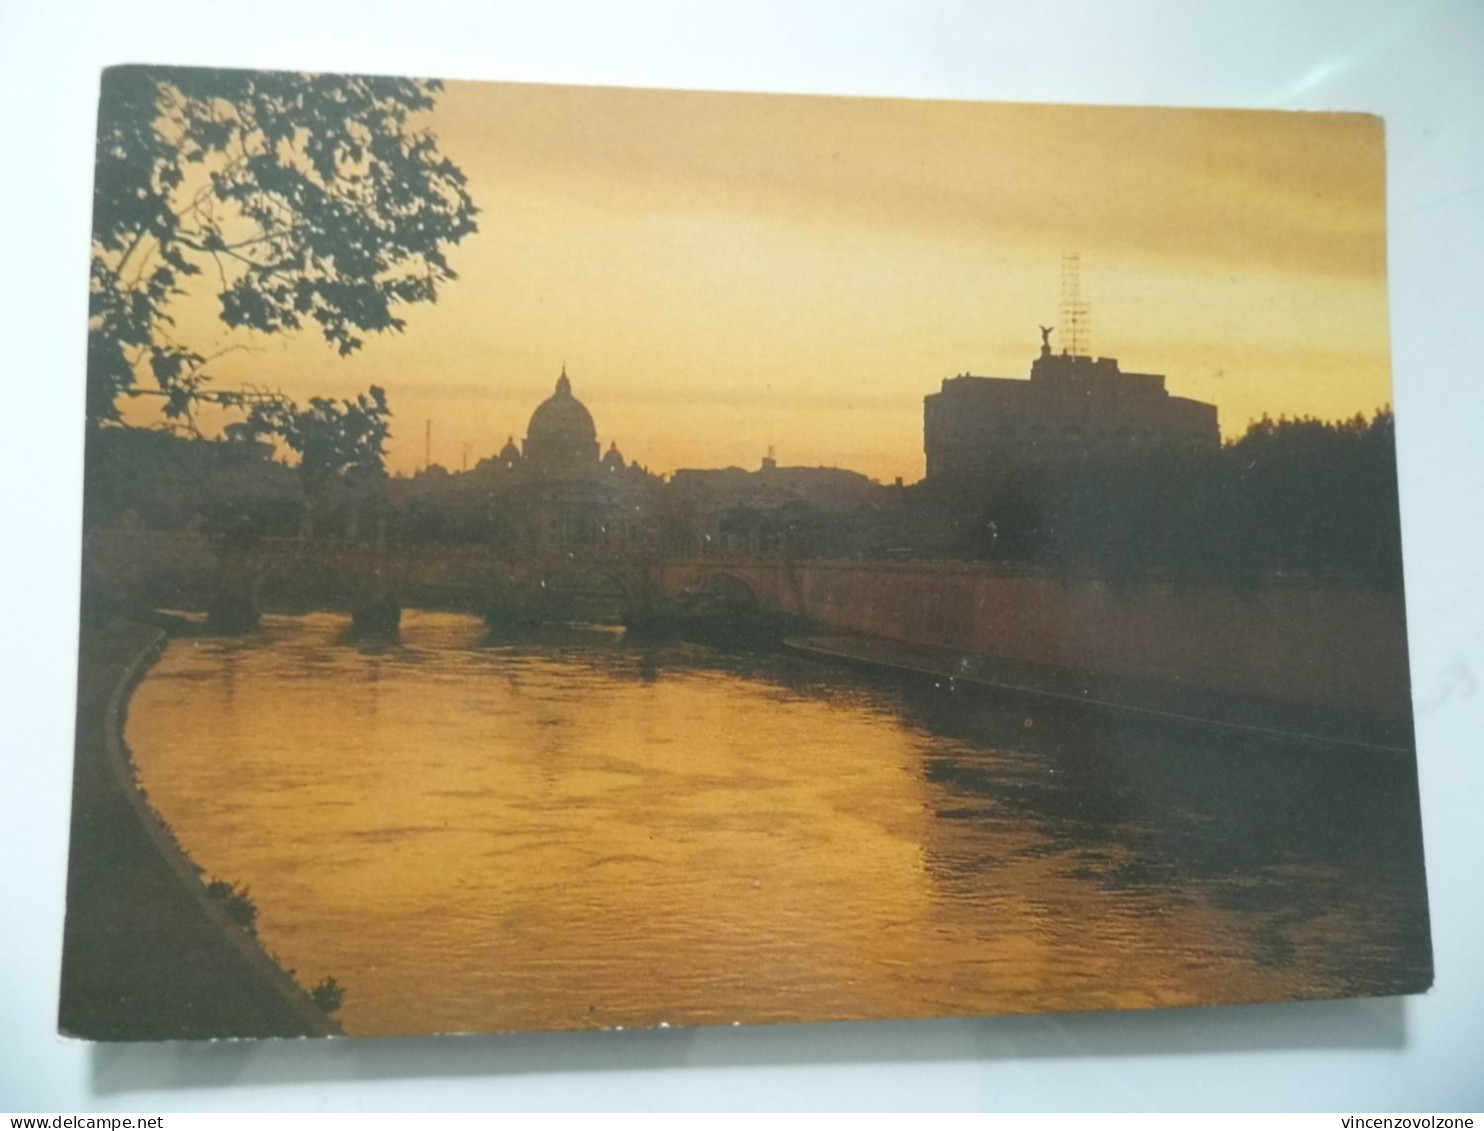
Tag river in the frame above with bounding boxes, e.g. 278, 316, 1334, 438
124, 611, 1431, 1036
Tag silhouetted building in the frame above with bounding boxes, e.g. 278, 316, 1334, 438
924, 331, 1219, 482
523, 367, 600, 480
670, 455, 882, 512
495, 436, 522, 472
447, 367, 660, 550
666, 453, 896, 557
599, 441, 627, 474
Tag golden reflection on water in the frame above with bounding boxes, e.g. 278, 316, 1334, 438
126, 612, 1420, 1036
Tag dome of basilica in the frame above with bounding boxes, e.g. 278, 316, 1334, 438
523, 368, 599, 478
527, 370, 596, 443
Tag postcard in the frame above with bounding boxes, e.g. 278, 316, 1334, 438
63, 65, 1430, 1039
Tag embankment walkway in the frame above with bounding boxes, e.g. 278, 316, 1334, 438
59, 621, 338, 1040
786, 634, 1415, 753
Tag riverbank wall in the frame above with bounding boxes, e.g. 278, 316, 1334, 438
748, 562, 1413, 720
60, 619, 340, 1040
83, 530, 1414, 721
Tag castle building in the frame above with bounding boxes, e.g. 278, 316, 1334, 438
923, 329, 1219, 482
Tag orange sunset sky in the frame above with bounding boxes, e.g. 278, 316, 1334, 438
132, 80, 1393, 484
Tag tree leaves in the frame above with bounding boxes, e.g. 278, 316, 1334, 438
88, 65, 478, 425
225, 384, 392, 493
946, 408, 1402, 589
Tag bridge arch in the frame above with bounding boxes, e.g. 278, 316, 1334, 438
535, 564, 641, 625
678, 570, 761, 613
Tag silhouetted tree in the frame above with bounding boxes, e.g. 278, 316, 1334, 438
88, 65, 478, 427
925, 407, 1402, 591
1220, 408, 1401, 587
228, 386, 393, 537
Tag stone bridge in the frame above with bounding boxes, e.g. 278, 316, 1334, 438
81, 528, 1415, 717
83, 530, 801, 630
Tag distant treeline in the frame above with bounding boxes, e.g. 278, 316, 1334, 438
927, 409, 1404, 590
84, 426, 306, 536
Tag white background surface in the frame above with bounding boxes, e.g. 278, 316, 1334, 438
1, 0, 1481, 1112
